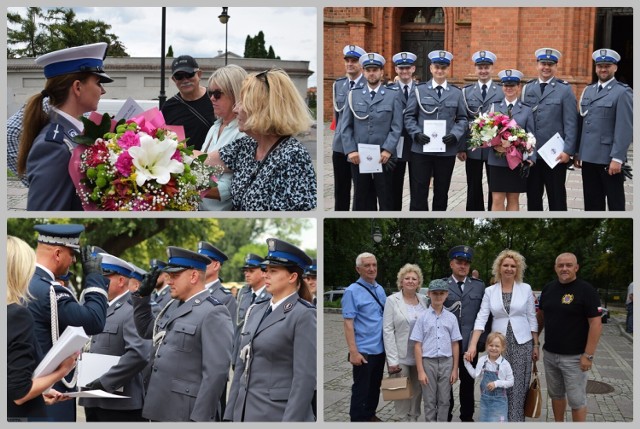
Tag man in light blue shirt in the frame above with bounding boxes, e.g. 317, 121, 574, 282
342, 252, 387, 421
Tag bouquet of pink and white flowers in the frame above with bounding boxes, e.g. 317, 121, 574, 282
69, 109, 220, 211
469, 111, 536, 170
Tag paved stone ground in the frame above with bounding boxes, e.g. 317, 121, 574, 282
322, 123, 634, 212
322, 309, 633, 422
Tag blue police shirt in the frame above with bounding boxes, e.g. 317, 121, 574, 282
342, 277, 386, 354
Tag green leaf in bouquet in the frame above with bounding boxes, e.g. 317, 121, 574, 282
76, 113, 113, 145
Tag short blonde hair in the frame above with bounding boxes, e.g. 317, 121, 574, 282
486, 331, 507, 351
396, 263, 424, 290
207, 64, 248, 106
492, 249, 526, 284
239, 68, 313, 136
7, 236, 36, 305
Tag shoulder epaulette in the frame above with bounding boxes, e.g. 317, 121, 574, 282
206, 296, 223, 306
220, 287, 232, 295
297, 298, 316, 308
44, 122, 67, 144
463, 83, 474, 88
385, 85, 399, 91
449, 83, 460, 89
335, 76, 348, 82
556, 79, 569, 85
526, 78, 537, 84
254, 297, 271, 305
616, 81, 630, 88
386, 83, 399, 89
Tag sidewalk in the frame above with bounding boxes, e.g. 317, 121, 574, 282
322, 122, 634, 211
323, 310, 633, 422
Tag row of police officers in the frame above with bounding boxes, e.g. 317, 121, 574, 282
331, 44, 633, 211
23, 223, 316, 422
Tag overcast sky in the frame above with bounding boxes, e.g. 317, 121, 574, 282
8, 7, 317, 87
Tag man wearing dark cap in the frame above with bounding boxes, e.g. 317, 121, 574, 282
443, 245, 487, 422
198, 241, 237, 320
332, 44, 366, 211
576, 49, 632, 211
131, 246, 233, 421
79, 254, 151, 422
161, 55, 214, 150
303, 259, 318, 304
27, 223, 109, 421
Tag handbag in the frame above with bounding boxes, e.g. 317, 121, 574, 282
381, 374, 412, 401
524, 361, 542, 418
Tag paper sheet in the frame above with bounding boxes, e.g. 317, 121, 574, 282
537, 132, 565, 169
357, 144, 383, 174
62, 390, 130, 399
78, 353, 122, 388
423, 120, 446, 152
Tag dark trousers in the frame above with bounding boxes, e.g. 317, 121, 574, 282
333, 151, 354, 211
409, 153, 455, 211
465, 157, 492, 211
526, 159, 568, 211
390, 160, 408, 211
350, 352, 386, 421
448, 350, 476, 422
581, 161, 626, 211
351, 165, 394, 211
85, 407, 145, 422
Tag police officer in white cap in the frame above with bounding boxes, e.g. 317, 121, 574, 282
79, 254, 151, 422
461, 50, 503, 211
576, 49, 632, 211
339, 52, 403, 211
388, 51, 418, 210
332, 45, 367, 211
521, 48, 578, 211
404, 50, 468, 211
18, 42, 112, 211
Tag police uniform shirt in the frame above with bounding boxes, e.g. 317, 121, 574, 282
226, 292, 316, 422
79, 291, 151, 411
443, 276, 486, 351
332, 74, 366, 153
404, 79, 469, 156
26, 109, 84, 210
141, 289, 233, 422
578, 78, 633, 165
463, 80, 504, 160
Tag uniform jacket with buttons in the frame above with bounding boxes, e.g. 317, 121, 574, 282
577, 78, 633, 165
207, 279, 237, 328
521, 77, 578, 155
339, 83, 404, 156
233, 284, 271, 364
133, 289, 233, 422
332, 75, 366, 153
404, 80, 469, 156
79, 291, 151, 410
463, 81, 504, 160
443, 276, 487, 351
225, 293, 316, 422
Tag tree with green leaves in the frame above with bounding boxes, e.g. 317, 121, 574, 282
243, 31, 279, 59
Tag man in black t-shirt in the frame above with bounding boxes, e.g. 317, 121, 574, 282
537, 252, 602, 422
161, 55, 215, 150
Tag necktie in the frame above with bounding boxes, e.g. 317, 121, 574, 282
250, 292, 256, 304
597, 84, 603, 93
540, 82, 547, 94
350, 80, 355, 89
404, 84, 409, 101
457, 281, 464, 293
436, 85, 443, 98
507, 103, 513, 116
481, 84, 487, 100
370, 90, 376, 100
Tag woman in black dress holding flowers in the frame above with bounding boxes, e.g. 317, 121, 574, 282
488, 69, 535, 211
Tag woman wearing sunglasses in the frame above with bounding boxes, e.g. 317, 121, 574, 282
199, 64, 248, 211
200, 69, 317, 211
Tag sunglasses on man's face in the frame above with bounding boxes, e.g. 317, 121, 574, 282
207, 89, 224, 100
173, 71, 196, 81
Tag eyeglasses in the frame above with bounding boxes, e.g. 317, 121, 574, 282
173, 71, 196, 81
256, 70, 270, 92
207, 89, 224, 100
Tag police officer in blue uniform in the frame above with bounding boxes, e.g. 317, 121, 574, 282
225, 238, 316, 421
340, 52, 403, 211
404, 50, 468, 211
443, 245, 487, 422
521, 48, 578, 211
387, 51, 418, 210
576, 49, 633, 211
197, 241, 237, 320
131, 246, 233, 421
27, 224, 109, 421
79, 254, 151, 421
332, 45, 367, 211
461, 50, 504, 211
18, 43, 112, 211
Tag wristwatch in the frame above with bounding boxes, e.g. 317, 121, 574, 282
583, 353, 594, 361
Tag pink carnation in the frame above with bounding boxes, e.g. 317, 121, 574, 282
117, 130, 140, 150
115, 151, 134, 176
171, 149, 182, 162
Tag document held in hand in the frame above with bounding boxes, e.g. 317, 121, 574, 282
358, 143, 383, 174
537, 132, 565, 169
423, 120, 446, 152
33, 326, 89, 378
78, 353, 122, 388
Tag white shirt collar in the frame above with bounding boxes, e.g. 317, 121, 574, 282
431, 79, 448, 90
598, 77, 615, 88
367, 83, 382, 93
252, 284, 267, 296
478, 79, 493, 88
109, 291, 129, 307
270, 291, 297, 311
51, 106, 84, 131
35, 263, 55, 281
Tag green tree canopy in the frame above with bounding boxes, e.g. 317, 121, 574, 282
243, 31, 279, 59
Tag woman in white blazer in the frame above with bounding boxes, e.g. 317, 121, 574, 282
382, 263, 428, 422
465, 249, 538, 422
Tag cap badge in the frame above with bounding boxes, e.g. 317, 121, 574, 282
506, 70, 512, 76
561, 294, 574, 304
439, 51, 446, 58
545, 49, 552, 57
349, 45, 355, 51
479, 51, 486, 58
267, 239, 276, 251
600, 49, 607, 57
401, 52, 407, 59
368, 53, 375, 60
464, 246, 470, 253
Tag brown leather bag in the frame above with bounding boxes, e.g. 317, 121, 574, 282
524, 361, 542, 418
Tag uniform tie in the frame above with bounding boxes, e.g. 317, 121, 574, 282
250, 292, 256, 304
457, 281, 464, 293
507, 103, 513, 116
370, 90, 376, 100
350, 80, 355, 89
481, 84, 487, 100
540, 82, 547, 94
404, 84, 409, 101
597, 84, 603, 93
436, 85, 443, 98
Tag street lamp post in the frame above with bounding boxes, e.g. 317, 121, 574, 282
159, 7, 167, 109
218, 7, 230, 65
371, 219, 382, 244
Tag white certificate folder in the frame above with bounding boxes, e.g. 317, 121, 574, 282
33, 326, 89, 378
78, 353, 122, 388
423, 120, 446, 152
357, 143, 383, 173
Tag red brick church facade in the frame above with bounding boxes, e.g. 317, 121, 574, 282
323, 7, 632, 121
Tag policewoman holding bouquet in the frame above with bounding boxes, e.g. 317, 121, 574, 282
17, 42, 112, 211
201, 69, 317, 211
488, 69, 536, 211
